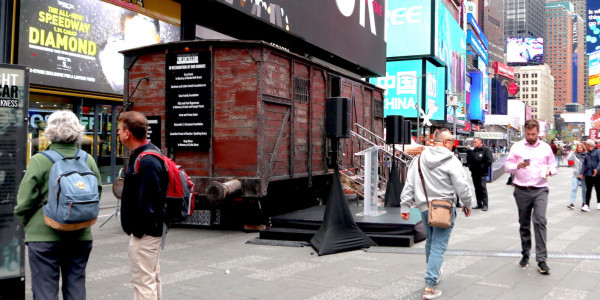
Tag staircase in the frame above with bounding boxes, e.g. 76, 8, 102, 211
338, 124, 414, 205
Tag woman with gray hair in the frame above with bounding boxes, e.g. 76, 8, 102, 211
15, 110, 102, 300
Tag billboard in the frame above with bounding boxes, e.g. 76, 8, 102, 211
587, 1, 600, 54
386, 0, 432, 58
17, 0, 180, 95
214, 0, 386, 76
590, 50, 600, 86
435, 0, 466, 121
0, 64, 28, 295
506, 38, 544, 64
369, 59, 445, 121
469, 71, 483, 121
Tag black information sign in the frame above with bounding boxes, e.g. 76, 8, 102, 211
0, 63, 28, 298
146, 116, 161, 150
165, 51, 211, 151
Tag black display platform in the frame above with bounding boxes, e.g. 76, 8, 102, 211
260, 206, 426, 247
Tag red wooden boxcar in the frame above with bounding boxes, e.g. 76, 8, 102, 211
122, 40, 384, 227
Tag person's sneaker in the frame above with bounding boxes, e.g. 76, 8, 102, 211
582, 204, 591, 212
423, 287, 442, 299
518, 256, 529, 268
567, 203, 575, 209
537, 262, 551, 275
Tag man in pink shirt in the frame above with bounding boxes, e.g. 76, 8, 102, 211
504, 119, 557, 275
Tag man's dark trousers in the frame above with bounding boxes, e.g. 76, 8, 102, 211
513, 186, 548, 262
472, 173, 488, 208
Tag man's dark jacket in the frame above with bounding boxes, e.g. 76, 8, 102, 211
581, 147, 600, 177
121, 143, 169, 238
467, 146, 494, 177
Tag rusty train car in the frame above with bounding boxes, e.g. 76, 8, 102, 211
122, 40, 384, 228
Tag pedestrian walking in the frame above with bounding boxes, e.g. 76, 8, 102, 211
401, 128, 472, 299
504, 119, 556, 275
466, 137, 493, 211
550, 140, 563, 168
581, 139, 600, 212
14, 110, 102, 300
118, 111, 169, 300
566, 143, 586, 209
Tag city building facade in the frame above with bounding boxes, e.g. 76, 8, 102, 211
504, 0, 547, 39
548, 0, 591, 107
514, 64, 555, 123
546, 2, 585, 113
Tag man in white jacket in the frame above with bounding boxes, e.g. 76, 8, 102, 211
401, 128, 473, 300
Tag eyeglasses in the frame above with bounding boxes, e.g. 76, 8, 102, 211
443, 139, 454, 144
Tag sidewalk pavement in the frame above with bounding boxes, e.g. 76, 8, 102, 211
23, 166, 600, 299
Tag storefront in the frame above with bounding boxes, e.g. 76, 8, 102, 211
5, 0, 181, 183
27, 94, 123, 183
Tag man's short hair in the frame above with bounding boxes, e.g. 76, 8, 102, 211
524, 119, 539, 131
473, 137, 483, 143
433, 128, 452, 143
118, 111, 148, 140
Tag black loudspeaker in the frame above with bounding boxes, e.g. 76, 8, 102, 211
402, 120, 412, 144
385, 115, 404, 144
326, 97, 351, 138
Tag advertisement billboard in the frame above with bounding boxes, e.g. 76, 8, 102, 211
17, 0, 180, 95
369, 59, 445, 121
386, 0, 432, 58
425, 60, 446, 122
590, 50, 600, 86
492, 62, 515, 80
214, 0, 386, 76
467, 14, 488, 49
468, 31, 488, 65
506, 38, 544, 64
435, 0, 466, 97
469, 72, 483, 121
0, 64, 28, 297
587, 1, 600, 54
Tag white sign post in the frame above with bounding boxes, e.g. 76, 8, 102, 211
355, 146, 385, 216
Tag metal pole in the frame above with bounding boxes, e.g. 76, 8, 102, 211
417, 78, 420, 143
453, 105, 457, 139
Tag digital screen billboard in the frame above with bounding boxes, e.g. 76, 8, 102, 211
17, 0, 180, 95
587, 1, 600, 54
589, 50, 600, 86
369, 59, 445, 121
506, 38, 544, 64
434, 0, 466, 118
386, 0, 432, 58
214, 0, 386, 76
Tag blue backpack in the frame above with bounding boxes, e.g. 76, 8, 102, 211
41, 149, 100, 231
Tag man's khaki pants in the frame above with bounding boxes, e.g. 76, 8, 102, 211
129, 235, 162, 300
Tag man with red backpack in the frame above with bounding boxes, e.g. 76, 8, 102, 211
118, 111, 169, 300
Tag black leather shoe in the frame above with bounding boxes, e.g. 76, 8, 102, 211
482, 206, 488, 211
472, 206, 482, 209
